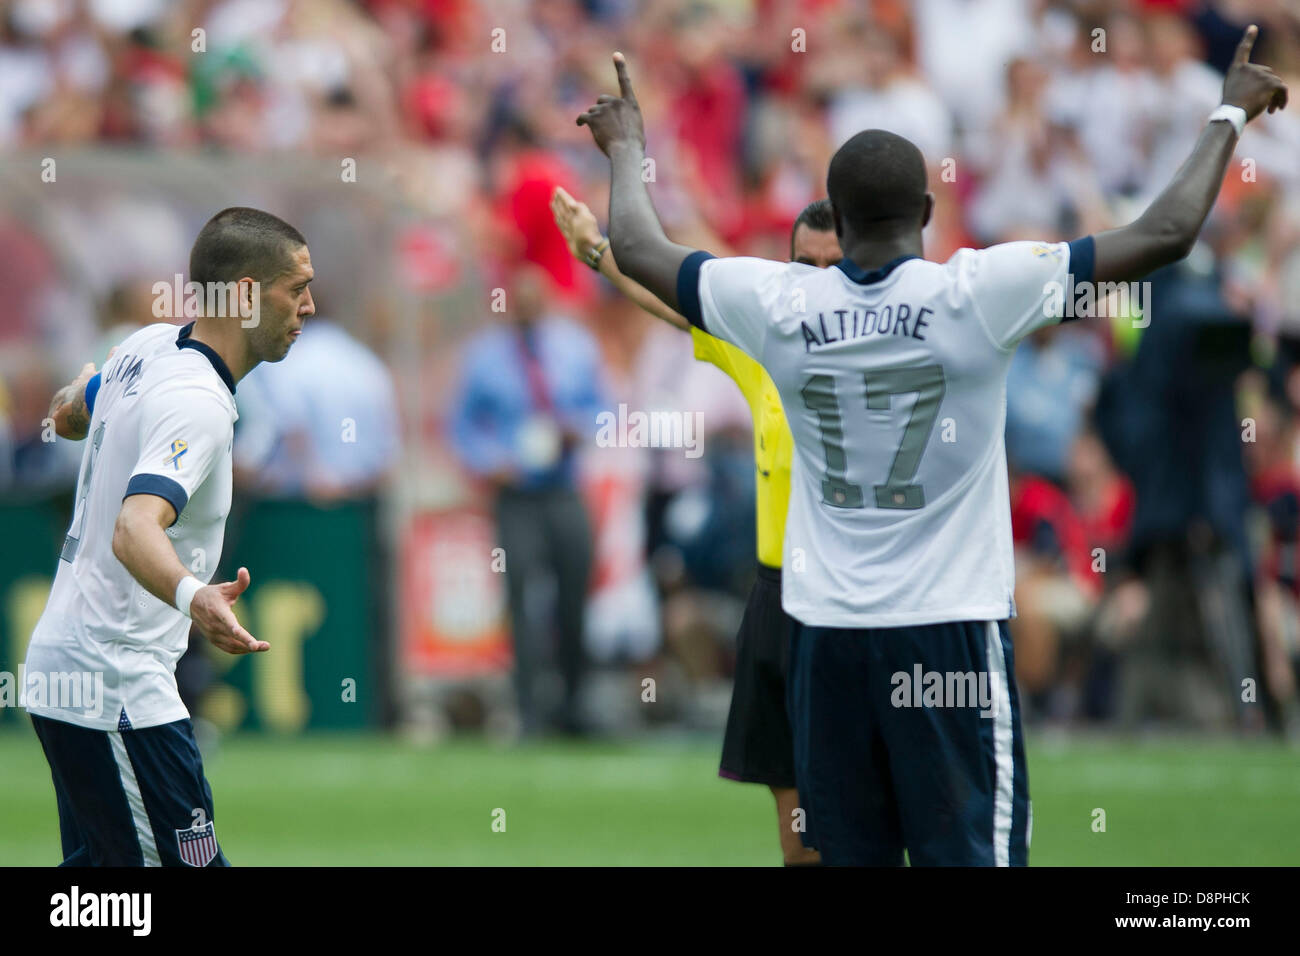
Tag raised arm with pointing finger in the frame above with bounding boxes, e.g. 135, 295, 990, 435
577, 30, 1288, 296
577, 52, 699, 312
1090, 25, 1287, 283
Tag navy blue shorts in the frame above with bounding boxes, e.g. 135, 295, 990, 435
30, 713, 229, 867
788, 619, 1030, 866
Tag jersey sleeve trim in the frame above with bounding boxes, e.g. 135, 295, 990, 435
1061, 236, 1095, 325
676, 251, 716, 331
1067, 236, 1095, 281
124, 474, 189, 526
84, 372, 102, 417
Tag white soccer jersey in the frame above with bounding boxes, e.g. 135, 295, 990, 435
678, 238, 1094, 627
24, 322, 238, 730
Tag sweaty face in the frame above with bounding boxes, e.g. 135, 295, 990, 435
248, 245, 315, 363
791, 225, 842, 269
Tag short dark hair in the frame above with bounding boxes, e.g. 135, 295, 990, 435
826, 130, 927, 237
789, 198, 835, 256
189, 207, 307, 286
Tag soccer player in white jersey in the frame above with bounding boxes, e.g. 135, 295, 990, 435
25, 207, 315, 866
578, 31, 1286, 864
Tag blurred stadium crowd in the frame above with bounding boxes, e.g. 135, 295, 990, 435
2, 0, 1299, 738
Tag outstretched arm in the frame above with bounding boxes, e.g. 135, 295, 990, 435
113, 493, 268, 655
577, 53, 700, 311
550, 186, 689, 331
1091, 25, 1287, 284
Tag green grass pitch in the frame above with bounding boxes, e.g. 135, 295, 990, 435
1, 729, 1297, 865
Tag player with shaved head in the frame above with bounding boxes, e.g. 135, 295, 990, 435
27, 206, 315, 866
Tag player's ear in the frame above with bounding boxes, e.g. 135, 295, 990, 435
237, 276, 257, 311
831, 203, 843, 239
921, 194, 935, 230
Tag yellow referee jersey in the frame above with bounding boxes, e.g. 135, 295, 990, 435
691, 327, 793, 569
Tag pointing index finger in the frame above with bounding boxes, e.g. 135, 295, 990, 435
1233, 25, 1258, 67
614, 51, 636, 103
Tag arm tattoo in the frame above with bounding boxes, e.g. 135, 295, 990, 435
51, 381, 90, 438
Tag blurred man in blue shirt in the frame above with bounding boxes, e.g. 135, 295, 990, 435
449, 264, 607, 735
235, 319, 400, 500
1005, 324, 1104, 484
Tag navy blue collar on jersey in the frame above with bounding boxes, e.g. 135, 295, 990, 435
835, 254, 920, 285
176, 322, 236, 394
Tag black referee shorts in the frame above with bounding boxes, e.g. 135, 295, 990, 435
719, 563, 798, 789
31, 713, 229, 867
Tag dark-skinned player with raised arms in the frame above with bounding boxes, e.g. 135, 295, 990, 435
576, 33, 1286, 865
552, 186, 839, 865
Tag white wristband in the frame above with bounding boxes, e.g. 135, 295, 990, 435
1209, 104, 1247, 137
174, 576, 203, 618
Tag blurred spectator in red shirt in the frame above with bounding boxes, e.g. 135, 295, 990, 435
490, 113, 592, 304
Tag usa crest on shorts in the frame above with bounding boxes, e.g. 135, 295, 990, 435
176, 822, 218, 867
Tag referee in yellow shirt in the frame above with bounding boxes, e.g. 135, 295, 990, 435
553, 188, 840, 865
